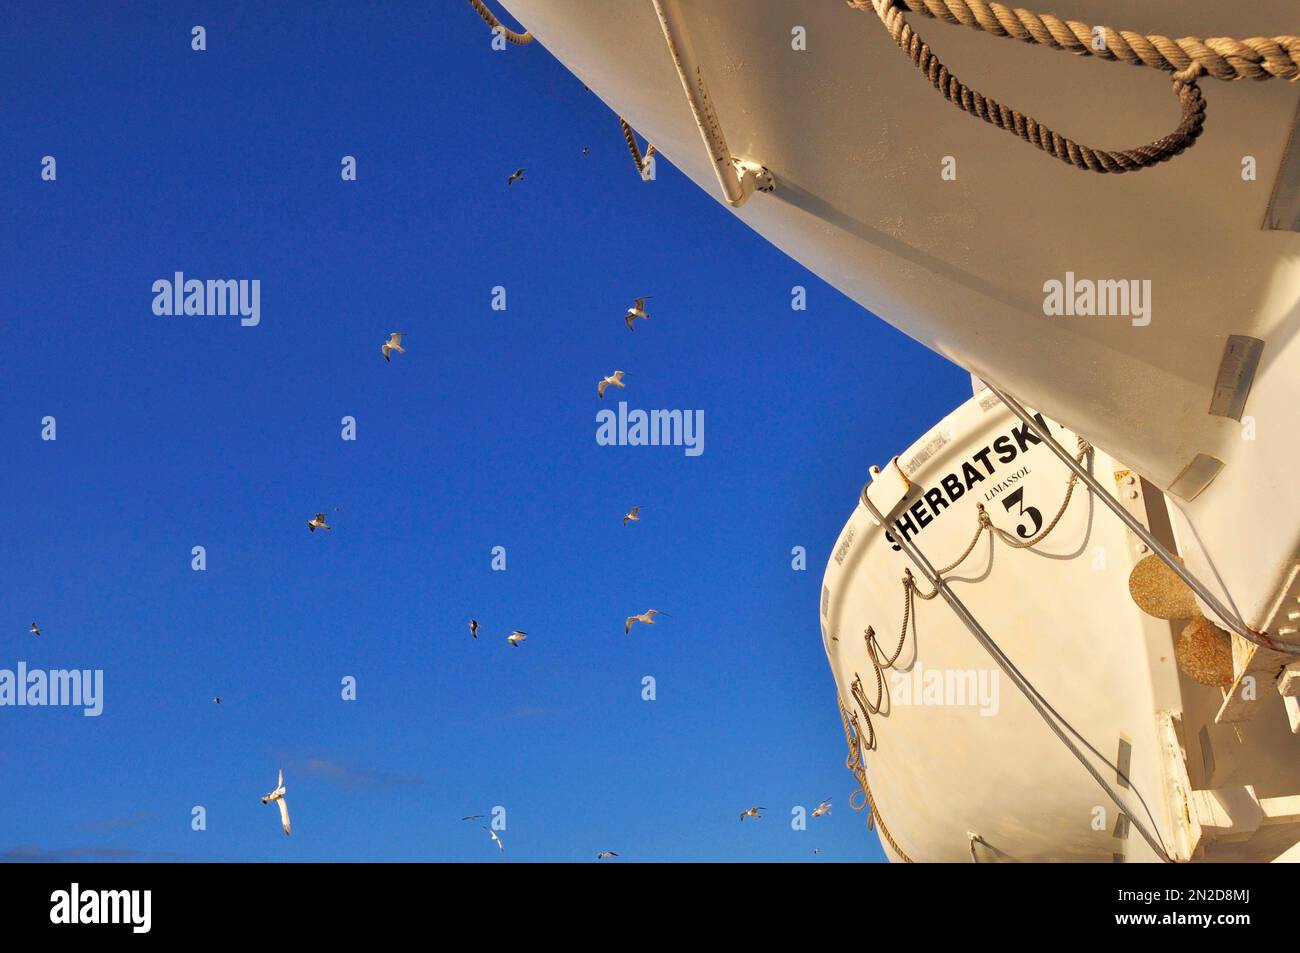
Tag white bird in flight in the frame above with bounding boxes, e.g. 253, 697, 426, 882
29, 622, 40, 637
469, 619, 479, 639
507, 630, 527, 647
625, 609, 666, 635
506, 168, 525, 185
812, 799, 832, 818
261, 769, 291, 836
307, 513, 330, 532
484, 827, 505, 851
597, 370, 625, 399
381, 332, 405, 362
740, 806, 765, 822
623, 506, 640, 526
624, 296, 652, 331
596, 851, 619, 860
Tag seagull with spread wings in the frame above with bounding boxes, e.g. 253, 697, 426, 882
624, 296, 652, 331
381, 332, 405, 362
307, 513, 330, 532
506, 168, 525, 185
261, 769, 291, 836
597, 370, 625, 399
625, 609, 666, 635
623, 506, 640, 526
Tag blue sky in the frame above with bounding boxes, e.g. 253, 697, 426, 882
0, 1, 968, 861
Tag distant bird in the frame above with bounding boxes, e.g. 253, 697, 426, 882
507, 630, 527, 647
484, 827, 505, 851
469, 619, 479, 639
740, 806, 765, 822
623, 506, 640, 526
625, 609, 666, 634
29, 622, 40, 637
212, 696, 221, 705
596, 851, 618, 860
507, 168, 525, 185
261, 769, 291, 836
581, 147, 589, 156
381, 332, 405, 362
812, 799, 832, 818
307, 513, 330, 532
597, 370, 626, 399
624, 296, 652, 331
813, 848, 825, 854
461, 814, 484, 821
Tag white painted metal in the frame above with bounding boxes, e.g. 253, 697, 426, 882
498, 0, 1300, 636
822, 396, 1300, 861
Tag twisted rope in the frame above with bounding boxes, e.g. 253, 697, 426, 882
838, 695, 914, 862
619, 118, 657, 178
465, 0, 534, 45
848, 0, 1300, 172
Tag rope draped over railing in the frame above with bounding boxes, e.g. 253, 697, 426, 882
465, 0, 534, 45
847, 0, 1300, 172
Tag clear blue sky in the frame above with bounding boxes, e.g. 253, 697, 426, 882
0, 1, 968, 862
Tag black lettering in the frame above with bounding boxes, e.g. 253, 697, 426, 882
924, 487, 948, 515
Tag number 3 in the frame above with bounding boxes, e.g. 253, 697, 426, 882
1001, 487, 1043, 539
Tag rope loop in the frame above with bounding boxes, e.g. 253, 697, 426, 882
465, 0, 534, 45
847, 0, 1300, 172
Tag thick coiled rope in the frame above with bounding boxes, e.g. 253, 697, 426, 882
847, 0, 1300, 172
465, 0, 534, 45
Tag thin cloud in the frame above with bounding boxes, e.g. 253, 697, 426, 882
294, 757, 424, 791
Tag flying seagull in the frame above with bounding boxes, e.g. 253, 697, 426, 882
261, 769, 291, 836
581, 147, 589, 156
624, 296, 652, 331
812, 799, 832, 818
29, 622, 40, 637
813, 848, 825, 854
381, 332, 405, 362
469, 619, 479, 639
596, 851, 619, 860
307, 513, 330, 532
213, 696, 221, 705
740, 806, 765, 822
484, 827, 505, 851
625, 609, 666, 635
597, 370, 625, 399
461, 814, 485, 821
507, 168, 525, 185
507, 630, 527, 647
623, 506, 640, 526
